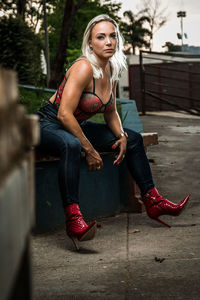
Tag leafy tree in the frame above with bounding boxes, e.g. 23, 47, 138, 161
1, 0, 23, 17
47, 0, 87, 88
120, 10, 151, 54
1, 0, 122, 88
1, 0, 43, 32
47, 0, 122, 88
67, 0, 121, 64
0, 16, 43, 85
163, 42, 182, 53
139, 0, 168, 51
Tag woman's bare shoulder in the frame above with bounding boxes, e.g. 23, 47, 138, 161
67, 57, 93, 78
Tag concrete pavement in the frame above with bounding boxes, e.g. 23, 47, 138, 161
32, 111, 200, 300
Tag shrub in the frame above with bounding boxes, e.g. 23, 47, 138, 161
0, 16, 43, 85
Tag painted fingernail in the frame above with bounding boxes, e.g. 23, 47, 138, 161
112, 145, 116, 149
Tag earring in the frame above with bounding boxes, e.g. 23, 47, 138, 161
90, 47, 93, 51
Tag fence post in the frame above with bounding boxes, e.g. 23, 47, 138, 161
139, 50, 146, 115
0, 68, 40, 300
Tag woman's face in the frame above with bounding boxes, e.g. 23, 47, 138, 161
89, 21, 117, 60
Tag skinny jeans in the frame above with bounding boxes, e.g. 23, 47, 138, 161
37, 102, 154, 208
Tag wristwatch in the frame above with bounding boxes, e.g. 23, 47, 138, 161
117, 131, 128, 139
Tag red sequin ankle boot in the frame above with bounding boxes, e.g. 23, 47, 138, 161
64, 203, 97, 250
142, 187, 190, 228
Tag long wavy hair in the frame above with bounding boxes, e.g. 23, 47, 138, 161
81, 14, 127, 81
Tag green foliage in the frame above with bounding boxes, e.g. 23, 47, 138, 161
0, 16, 44, 85
19, 86, 122, 122
67, 0, 121, 63
120, 10, 151, 54
1, 1, 44, 32
19, 87, 53, 114
89, 113, 105, 124
66, 49, 82, 67
121, 109, 128, 125
46, 0, 65, 67
89, 101, 121, 124
163, 42, 182, 53
47, 0, 122, 67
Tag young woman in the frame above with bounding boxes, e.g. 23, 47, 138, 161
37, 14, 189, 250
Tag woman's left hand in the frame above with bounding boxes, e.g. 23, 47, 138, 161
112, 136, 127, 165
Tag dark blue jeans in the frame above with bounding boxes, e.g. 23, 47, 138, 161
37, 102, 154, 207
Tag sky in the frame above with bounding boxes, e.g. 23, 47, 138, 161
110, 0, 200, 51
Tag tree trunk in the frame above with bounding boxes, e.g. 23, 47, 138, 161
16, 0, 27, 20
149, 32, 153, 52
49, 0, 86, 88
132, 42, 136, 55
131, 36, 136, 55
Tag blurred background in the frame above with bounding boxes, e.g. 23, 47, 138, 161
0, 0, 200, 116
1, 2, 200, 300
1, 0, 200, 110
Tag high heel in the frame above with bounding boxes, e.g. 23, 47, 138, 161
153, 217, 171, 228
65, 203, 97, 251
70, 237, 80, 251
142, 187, 190, 228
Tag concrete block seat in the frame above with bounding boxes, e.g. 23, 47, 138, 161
34, 99, 158, 232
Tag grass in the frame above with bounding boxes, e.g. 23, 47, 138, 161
19, 87, 52, 114
19, 87, 122, 123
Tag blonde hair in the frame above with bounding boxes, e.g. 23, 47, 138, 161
81, 14, 127, 81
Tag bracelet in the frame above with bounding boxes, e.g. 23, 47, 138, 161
117, 132, 128, 139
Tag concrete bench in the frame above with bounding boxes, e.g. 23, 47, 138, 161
35, 99, 158, 232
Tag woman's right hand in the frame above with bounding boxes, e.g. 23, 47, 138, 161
85, 148, 103, 172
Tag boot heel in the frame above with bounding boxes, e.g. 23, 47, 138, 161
143, 188, 190, 228
154, 217, 171, 228
70, 236, 80, 251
